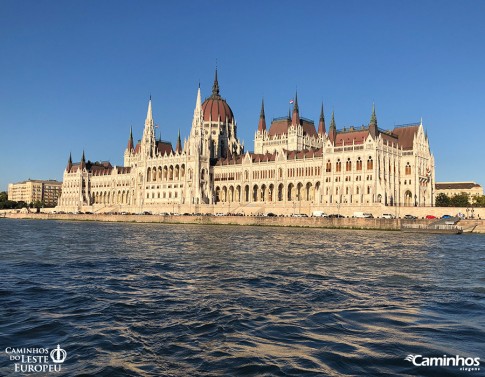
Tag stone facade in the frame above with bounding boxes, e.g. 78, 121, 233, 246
57, 71, 435, 214
435, 182, 483, 203
8, 179, 62, 206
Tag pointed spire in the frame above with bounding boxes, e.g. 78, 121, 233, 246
175, 129, 182, 154
330, 111, 336, 129
211, 67, 220, 98
127, 126, 134, 150
329, 111, 337, 143
257, 98, 266, 132
292, 91, 300, 125
80, 150, 86, 169
370, 103, 377, 127
369, 103, 378, 138
196, 85, 202, 109
318, 102, 326, 135
146, 96, 153, 123
66, 152, 72, 172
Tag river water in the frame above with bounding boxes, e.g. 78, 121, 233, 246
0, 219, 483, 376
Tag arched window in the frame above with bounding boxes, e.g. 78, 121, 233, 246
405, 162, 411, 175
326, 160, 331, 173
346, 158, 352, 171
356, 157, 362, 171
336, 159, 342, 172
367, 156, 373, 170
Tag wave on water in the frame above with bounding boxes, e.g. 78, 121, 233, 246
0, 220, 483, 376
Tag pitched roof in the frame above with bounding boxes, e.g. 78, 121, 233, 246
268, 118, 317, 137
334, 130, 369, 146
392, 125, 419, 150
435, 182, 482, 190
156, 141, 173, 155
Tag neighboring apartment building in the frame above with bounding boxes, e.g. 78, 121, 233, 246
8, 179, 62, 206
435, 182, 483, 203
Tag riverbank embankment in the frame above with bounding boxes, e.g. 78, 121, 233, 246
2, 212, 484, 233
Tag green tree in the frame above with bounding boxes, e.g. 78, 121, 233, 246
473, 195, 485, 207
0, 191, 7, 202
435, 193, 451, 207
450, 192, 470, 207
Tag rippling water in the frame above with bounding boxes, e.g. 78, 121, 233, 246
0, 219, 483, 376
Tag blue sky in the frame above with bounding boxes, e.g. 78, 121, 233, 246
1, 0, 484, 192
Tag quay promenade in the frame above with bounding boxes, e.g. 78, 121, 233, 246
3, 212, 484, 233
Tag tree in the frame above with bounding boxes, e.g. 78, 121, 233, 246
0, 191, 7, 202
450, 192, 470, 207
473, 195, 485, 207
435, 193, 451, 207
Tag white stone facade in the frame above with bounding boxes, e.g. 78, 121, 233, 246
57, 73, 435, 214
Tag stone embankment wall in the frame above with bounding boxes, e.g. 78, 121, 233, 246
3, 212, 484, 233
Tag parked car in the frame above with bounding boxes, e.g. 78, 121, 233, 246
381, 213, 396, 219
425, 215, 437, 219
312, 211, 329, 217
265, 212, 277, 217
403, 214, 417, 220
441, 214, 452, 219
329, 214, 345, 218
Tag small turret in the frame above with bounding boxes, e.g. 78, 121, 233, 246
318, 102, 326, 136
66, 152, 72, 172
80, 150, 86, 169
329, 111, 337, 144
291, 91, 300, 126
175, 129, 182, 154
369, 103, 378, 138
257, 98, 266, 132
127, 126, 134, 151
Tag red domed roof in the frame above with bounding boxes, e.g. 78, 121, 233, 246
202, 69, 234, 123
202, 97, 234, 122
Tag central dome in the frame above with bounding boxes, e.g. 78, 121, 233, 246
201, 70, 234, 123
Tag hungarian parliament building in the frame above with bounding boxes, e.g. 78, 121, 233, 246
57, 70, 435, 214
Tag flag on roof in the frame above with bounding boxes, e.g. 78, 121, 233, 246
289, 99, 294, 104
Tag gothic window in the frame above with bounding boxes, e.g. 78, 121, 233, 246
405, 162, 411, 175
356, 157, 362, 171
367, 156, 373, 170
326, 160, 331, 172
336, 159, 342, 172
346, 158, 352, 171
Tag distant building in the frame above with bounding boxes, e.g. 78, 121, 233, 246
8, 179, 62, 206
57, 69, 435, 213
435, 182, 483, 203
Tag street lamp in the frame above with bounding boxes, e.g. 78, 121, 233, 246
414, 194, 417, 207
